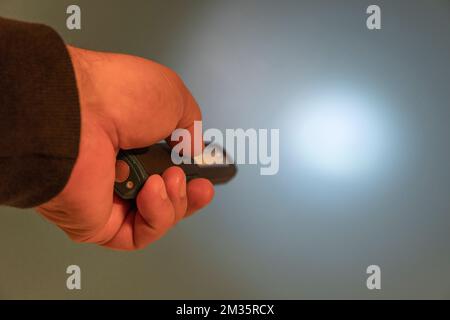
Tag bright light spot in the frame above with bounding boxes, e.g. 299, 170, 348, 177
295, 92, 385, 176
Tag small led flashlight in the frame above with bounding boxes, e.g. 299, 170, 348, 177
114, 143, 237, 199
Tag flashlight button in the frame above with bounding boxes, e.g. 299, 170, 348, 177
115, 160, 130, 183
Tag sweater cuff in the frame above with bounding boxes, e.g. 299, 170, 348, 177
0, 18, 80, 208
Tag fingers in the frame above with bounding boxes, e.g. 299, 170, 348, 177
162, 166, 188, 222
134, 174, 176, 248
101, 175, 175, 250
162, 66, 204, 158
107, 56, 203, 150
160, 167, 215, 220
186, 178, 215, 217
102, 168, 214, 250
159, 65, 202, 130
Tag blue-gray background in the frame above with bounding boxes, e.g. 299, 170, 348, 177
0, 0, 449, 299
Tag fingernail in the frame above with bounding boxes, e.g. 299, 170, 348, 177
179, 176, 186, 198
115, 160, 130, 183
160, 181, 168, 200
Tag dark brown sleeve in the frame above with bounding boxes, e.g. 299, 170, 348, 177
0, 17, 80, 208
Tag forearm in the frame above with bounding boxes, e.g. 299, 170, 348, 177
0, 17, 80, 208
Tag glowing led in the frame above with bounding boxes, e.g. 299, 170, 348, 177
294, 91, 385, 176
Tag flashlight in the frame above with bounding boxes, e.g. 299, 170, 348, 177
114, 142, 237, 199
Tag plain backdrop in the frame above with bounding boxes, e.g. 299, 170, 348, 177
0, 0, 449, 299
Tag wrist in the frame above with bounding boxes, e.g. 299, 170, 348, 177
66, 45, 119, 150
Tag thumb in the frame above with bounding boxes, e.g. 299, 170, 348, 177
160, 67, 204, 157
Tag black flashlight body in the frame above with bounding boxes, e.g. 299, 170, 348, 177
114, 143, 237, 199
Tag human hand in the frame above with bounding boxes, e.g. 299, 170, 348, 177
36, 46, 214, 250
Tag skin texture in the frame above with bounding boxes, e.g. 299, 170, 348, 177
36, 46, 215, 250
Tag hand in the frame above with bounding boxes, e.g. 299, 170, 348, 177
36, 46, 214, 250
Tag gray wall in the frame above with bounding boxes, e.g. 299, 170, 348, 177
0, 0, 449, 299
